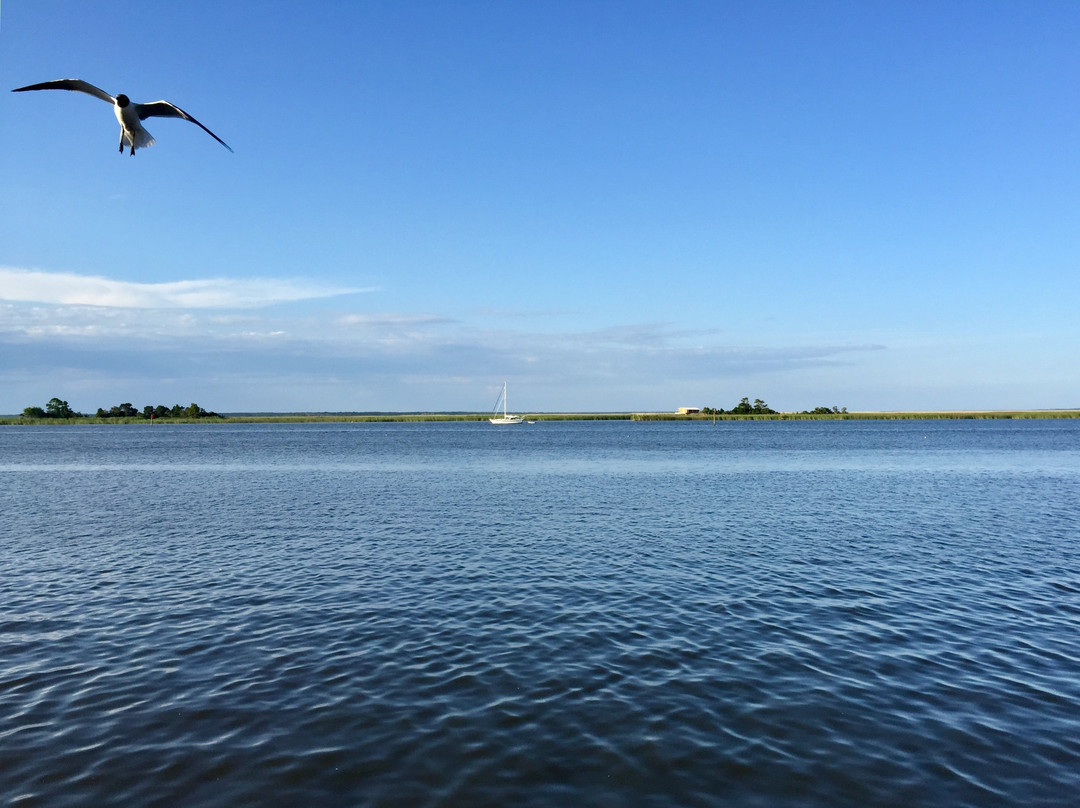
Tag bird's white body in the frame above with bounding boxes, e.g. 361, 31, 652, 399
114, 100, 155, 152
12, 78, 231, 155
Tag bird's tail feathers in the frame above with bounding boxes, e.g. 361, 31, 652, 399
126, 128, 156, 152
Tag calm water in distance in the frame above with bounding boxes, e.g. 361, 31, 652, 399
2, 419, 1079, 807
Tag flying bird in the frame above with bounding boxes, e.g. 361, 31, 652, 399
12, 78, 232, 155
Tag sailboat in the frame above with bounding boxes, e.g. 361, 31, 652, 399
489, 381, 524, 425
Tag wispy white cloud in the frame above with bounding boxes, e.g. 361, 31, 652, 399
0, 302, 457, 348
0, 276, 892, 412
0, 267, 367, 309
337, 313, 451, 327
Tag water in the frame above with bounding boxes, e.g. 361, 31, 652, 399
2, 419, 1079, 807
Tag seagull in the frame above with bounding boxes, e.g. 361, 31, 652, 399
12, 78, 232, 155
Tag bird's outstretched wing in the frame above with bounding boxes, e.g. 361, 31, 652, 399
136, 101, 233, 152
12, 78, 115, 104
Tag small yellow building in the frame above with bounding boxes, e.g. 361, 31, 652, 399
677, 407, 701, 415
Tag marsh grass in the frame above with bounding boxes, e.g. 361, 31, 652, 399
222, 413, 631, 423
632, 410, 1080, 421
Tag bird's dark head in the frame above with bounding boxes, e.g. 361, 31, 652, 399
115, 94, 130, 107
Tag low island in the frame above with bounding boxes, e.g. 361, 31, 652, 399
3, 396, 1078, 425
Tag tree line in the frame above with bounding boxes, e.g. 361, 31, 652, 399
702, 397, 776, 415
701, 397, 847, 415
21, 397, 220, 420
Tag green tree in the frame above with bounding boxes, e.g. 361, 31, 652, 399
22, 406, 47, 419
721, 396, 776, 415
45, 398, 76, 418
731, 397, 753, 414
802, 405, 848, 415
105, 403, 137, 418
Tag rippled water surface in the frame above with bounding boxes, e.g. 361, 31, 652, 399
3, 420, 1079, 807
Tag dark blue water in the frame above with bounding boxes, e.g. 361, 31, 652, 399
3, 420, 1079, 807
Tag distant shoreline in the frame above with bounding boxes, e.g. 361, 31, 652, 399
3, 409, 1079, 425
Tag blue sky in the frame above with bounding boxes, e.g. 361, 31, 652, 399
2, 1, 1078, 413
